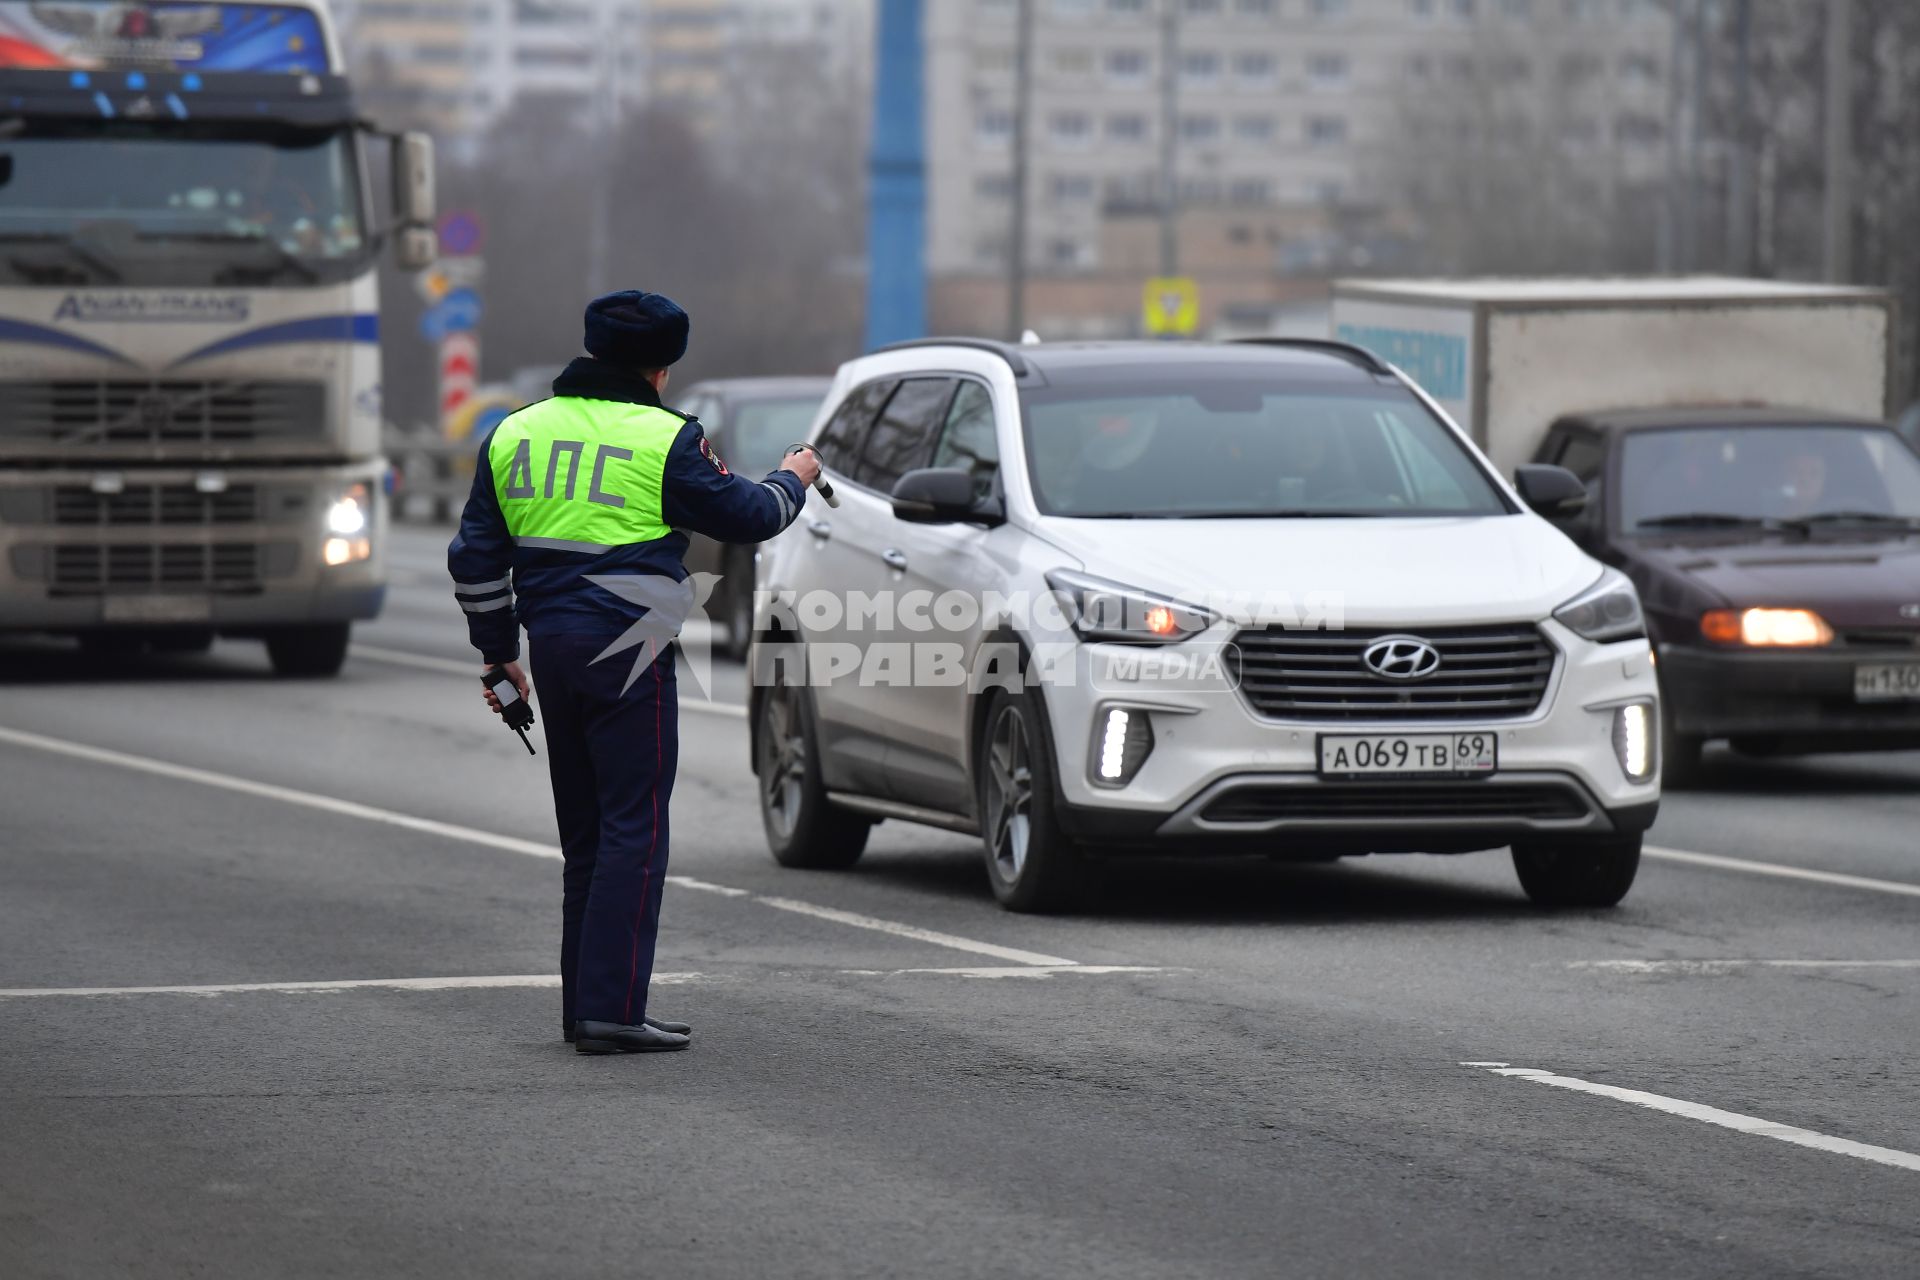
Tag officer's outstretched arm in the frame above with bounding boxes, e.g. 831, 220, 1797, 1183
447, 426, 522, 664
661, 421, 809, 543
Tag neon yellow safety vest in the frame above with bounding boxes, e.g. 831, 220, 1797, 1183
486, 397, 685, 552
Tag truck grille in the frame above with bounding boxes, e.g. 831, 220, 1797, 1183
0, 380, 326, 448
51, 484, 260, 526
1198, 779, 1592, 824
1230, 624, 1556, 721
49, 543, 263, 593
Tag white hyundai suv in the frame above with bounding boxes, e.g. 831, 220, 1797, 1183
749, 338, 1660, 912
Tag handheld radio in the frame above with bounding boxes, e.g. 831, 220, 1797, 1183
481, 666, 537, 755
785, 443, 839, 508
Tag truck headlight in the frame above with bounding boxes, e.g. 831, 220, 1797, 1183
1047, 570, 1211, 644
323, 482, 373, 566
1612, 701, 1656, 782
1554, 568, 1645, 643
1091, 705, 1154, 787
1699, 608, 1833, 648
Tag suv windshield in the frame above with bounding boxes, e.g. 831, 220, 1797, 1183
0, 124, 367, 286
1620, 425, 1920, 530
1020, 375, 1507, 518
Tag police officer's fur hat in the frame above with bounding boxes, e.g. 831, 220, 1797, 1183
584, 290, 689, 370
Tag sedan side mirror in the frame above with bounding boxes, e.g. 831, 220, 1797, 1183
892, 467, 997, 524
1514, 464, 1589, 519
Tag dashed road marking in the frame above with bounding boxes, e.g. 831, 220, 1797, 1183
839, 965, 1165, 979
1571, 959, 1920, 974
757, 896, 1076, 968
1461, 1062, 1920, 1174
1644, 845, 1920, 900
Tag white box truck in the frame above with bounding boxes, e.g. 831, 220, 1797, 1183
1328, 277, 1897, 475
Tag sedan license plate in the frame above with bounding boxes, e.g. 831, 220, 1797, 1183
102, 595, 213, 624
1318, 732, 1497, 777
1854, 662, 1920, 703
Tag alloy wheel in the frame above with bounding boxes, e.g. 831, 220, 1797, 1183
984, 705, 1034, 883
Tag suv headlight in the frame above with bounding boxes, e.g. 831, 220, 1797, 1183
1046, 570, 1212, 644
1553, 568, 1645, 643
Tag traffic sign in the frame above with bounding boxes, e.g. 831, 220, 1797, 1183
419, 287, 483, 342
1142, 276, 1200, 336
437, 210, 484, 257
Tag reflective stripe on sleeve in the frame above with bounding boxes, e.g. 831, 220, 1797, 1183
459, 596, 514, 614
453, 575, 511, 597
761, 480, 795, 528
514, 535, 619, 554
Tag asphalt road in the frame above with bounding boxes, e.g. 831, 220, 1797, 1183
3, 524, 1918, 1279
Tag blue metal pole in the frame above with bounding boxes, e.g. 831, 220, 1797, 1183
865, 0, 926, 351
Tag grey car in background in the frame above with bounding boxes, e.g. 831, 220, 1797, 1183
676, 376, 833, 657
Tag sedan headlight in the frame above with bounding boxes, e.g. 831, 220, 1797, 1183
1553, 568, 1645, 643
1046, 570, 1212, 644
1700, 608, 1833, 648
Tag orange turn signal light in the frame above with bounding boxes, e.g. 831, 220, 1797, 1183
1143, 605, 1179, 637
1700, 608, 1834, 648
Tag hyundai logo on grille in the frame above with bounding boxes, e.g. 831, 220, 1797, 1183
1361, 636, 1442, 681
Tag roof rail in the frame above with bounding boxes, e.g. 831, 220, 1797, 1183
1229, 337, 1393, 377
874, 336, 1031, 377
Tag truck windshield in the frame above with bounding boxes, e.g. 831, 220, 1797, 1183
1020, 377, 1508, 518
1621, 426, 1920, 530
0, 124, 366, 286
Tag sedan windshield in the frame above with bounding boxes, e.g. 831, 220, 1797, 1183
0, 124, 366, 285
728, 396, 828, 475
1620, 426, 1920, 531
1020, 376, 1508, 518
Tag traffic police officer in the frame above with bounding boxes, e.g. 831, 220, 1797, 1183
448, 289, 819, 1054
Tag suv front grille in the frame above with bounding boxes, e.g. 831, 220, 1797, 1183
49, 542, 263, 593
1200, 779, 1591, 824
51, 484, 260, 526
1230, 624, 1556, 721
0, 380, 326, 448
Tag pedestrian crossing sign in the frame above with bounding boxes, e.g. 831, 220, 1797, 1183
1142, 276, 1200, 336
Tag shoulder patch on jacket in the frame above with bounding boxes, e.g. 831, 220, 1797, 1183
698, 435, 730, 476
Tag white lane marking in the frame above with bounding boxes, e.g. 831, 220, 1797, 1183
838, 965, 1165, 979
756, 896, 1077, 968
1572, 959, 1920, 974
350, 643, 748, 719
666, 874, 752, 898
1462, 1063, 1920, 1174
0, 724, 561, 861
0, 726, 1079, 970
1645, 845, 1920, 900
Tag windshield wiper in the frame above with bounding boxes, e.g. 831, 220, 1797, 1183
1634, 512, 1785, 531
1783, 511, 1920, 531
0, 231, 122, 282
141, 229, 323, 283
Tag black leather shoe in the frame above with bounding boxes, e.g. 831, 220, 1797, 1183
574, 1019, 691, 1054
565, 1016, 690, 1044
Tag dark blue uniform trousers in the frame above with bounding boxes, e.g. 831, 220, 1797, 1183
531, 632, 678, 1029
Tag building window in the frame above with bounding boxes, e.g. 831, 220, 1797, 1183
1049, 0, 1097, 15
1559, 51, 1603, 81
1236, 0, 1277, 13
976, 108, 1014, 146
1233, 114, 1274, 142
1105, 48, 1150, 84
1180, 114, 1222, 142
1180, 50, 1221, 85
1107, 112, 1150, 141
1047, 238, 1094, 267
1306, 114, 1347, 145
1229, 178, 1272, 205
1616, 114, 1663, 145
1048, 111, 1092, 146
975, 46, 1015, 75
976, 173, 1014, 199
1108, 0, 1149, 13
1184, 0, 1223, 14
1309, 0, 1350, 16
1233, 51, 1276, 84
1560, 117, 1600, 147
1049, 173, 1097, 202
1497, 0, 1531, 14
1307, 52, 1348, 87
1448, 0, 1475, 17
1409, 0, 1436, 16
1619, 52, 1659, 84
1407, 53, 1432, 78
1051, 48, 1093, 76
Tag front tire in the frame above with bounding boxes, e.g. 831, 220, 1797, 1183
755, 676, 872, 869
1511, 835, 1641, 908
977, 688, 1085, 913
265, 623, 350, 677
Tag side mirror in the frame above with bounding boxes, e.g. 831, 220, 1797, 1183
391, 131, 436, 228
1514, 464, 1588, 519
892, 467, 992, 524
394, 225, 437, 271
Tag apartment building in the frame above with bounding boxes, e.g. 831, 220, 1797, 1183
927, 0, 1674, 335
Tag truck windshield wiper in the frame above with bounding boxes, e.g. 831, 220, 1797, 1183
0, 231, 122, 282
1783, 511, 1920, 531
1634, 512, 1784, 531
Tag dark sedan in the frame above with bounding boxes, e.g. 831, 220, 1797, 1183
674, 376, 832, 658
1529, 407, 1920, 784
